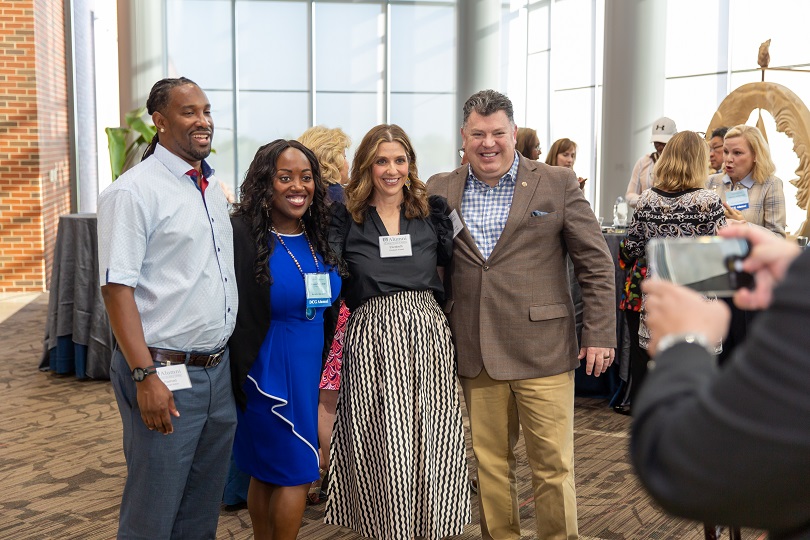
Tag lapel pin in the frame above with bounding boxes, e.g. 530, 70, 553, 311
521, 181, 527, 187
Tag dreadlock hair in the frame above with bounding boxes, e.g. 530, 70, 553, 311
141, 77, 198, 161
232, 139, 346, 285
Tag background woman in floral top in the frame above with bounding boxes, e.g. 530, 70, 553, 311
619, 131, 726, 413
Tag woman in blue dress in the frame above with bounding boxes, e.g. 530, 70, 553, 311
229, 139, 343, 540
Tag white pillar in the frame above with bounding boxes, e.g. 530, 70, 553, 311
456, 0, 501, 134
116, 0, 165, 120
599, 0, 666, 215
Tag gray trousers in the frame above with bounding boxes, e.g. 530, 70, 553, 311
110, 348, 237, 540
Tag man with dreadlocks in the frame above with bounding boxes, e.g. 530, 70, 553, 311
97, 77, 238, 539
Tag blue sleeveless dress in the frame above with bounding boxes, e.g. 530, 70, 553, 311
233, 232, 341, 486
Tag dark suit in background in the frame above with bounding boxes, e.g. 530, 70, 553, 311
632, 250, 810, 540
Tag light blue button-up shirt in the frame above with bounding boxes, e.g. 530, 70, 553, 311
97, 144, 238, 351
461, 151, 520, 259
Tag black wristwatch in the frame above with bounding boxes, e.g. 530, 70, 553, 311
131, 366, 157, 382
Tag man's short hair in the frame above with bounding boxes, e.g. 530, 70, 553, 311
462, 89, 514, 127
711, 126, 730, 139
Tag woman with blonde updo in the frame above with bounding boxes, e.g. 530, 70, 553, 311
298, 125, 351, 204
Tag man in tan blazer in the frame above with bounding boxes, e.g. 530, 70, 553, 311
428, 90, 616, 540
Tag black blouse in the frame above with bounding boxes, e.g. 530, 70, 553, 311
329, 196, 453, 311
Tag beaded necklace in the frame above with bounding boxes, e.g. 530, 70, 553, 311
271, 221, 321, 320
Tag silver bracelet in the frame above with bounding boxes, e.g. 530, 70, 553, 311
656, 332, 715, 355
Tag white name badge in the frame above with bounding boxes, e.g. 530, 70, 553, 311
305, 273, 332, 308
379, 234, 413, 258
156, 364, 192, 391
726, 189, 750, 210
448, 209, 464, 239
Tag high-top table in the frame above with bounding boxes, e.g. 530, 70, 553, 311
40, 214, 114, 379
572, 231, 630, 401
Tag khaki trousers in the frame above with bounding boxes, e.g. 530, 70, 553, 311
461, 369, 577, 540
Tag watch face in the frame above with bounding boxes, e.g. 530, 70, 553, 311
131, 367, 153, 382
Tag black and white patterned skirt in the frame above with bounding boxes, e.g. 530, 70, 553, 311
324, 290, 470, 539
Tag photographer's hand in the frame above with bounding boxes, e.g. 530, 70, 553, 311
719, 224, 800, 311
641, 279, 730, 356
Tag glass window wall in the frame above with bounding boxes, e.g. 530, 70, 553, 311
664, 0, 810, 234
166, 0, 457, 193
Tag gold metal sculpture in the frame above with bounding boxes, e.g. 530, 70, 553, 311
706, 41, 810, 236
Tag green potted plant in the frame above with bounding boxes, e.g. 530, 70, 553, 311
105, 107, 156, 181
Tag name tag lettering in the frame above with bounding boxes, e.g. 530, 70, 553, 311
305, 273, 332, 308
449, 210, 464, 239
156, 364, 192, 391
379, 234, 413, 258
726, 189, 750, 210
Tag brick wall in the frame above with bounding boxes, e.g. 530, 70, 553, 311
0, 0, 71, 292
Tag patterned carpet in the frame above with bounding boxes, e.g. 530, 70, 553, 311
0, 295, 763, 539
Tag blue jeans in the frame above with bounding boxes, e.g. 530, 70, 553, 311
110, 348, 237, 539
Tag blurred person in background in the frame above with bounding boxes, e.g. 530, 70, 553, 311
516, 127, 542, 161
708, 126, 729, 174
299, 125, 351, 204
707, 124, 786, 368
547, 137, 587, 191
618, 131, 725, 415
707, 124, 785, 237
626, 117, 677, 208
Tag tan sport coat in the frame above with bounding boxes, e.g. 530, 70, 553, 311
427, 155, 616, 380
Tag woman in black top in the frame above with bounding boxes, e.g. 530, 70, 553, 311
323, 124, 470, 539
620, 131, 726, 408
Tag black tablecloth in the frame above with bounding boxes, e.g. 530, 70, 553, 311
40, 214, 113, 379
572, 232, 629, 400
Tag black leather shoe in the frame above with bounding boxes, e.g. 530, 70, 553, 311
613, 404, 632, 416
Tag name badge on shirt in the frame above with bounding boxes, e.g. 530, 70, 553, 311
448, 209, 464, 239
156, 364, 192, 391
305, 273, 332, 308
726, 189, 750, 210
379, 234, 413, 258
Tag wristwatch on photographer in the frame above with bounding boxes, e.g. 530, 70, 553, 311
131, 366, 157, 382
656, 332, 715, 355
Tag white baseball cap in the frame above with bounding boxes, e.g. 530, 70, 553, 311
650, 117, 677, 144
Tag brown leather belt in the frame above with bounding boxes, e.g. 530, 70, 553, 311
148, 347, 226, 368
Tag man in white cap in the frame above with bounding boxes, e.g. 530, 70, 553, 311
625, 116, 677, 207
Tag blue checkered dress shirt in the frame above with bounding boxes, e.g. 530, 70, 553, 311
461, 152, 520, 259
